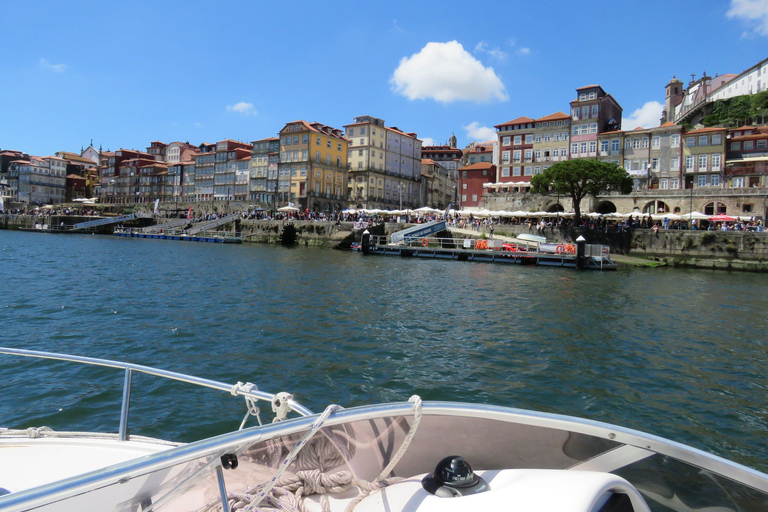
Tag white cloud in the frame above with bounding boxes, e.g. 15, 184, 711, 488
421, 137, 436, 146
226, 102, 257, 116
474, 40, 507, 60
194, 122, 203, 128
516, 47, 531, 56
727, 0, 768, 36
463, 122, 497, 142
390, 41, 508, 103
622, 101, 664, 130
392, 19, 404, 33
40, 58, 66, 73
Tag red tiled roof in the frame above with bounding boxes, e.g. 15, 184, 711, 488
421, 158, 437, 165
660, 122, 677, 127
459, 162, 495, 171
494, 116, 535, 128
535, 112, 570, 122
686, 127, 727, 134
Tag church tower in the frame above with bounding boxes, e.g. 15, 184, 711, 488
449, 133, 457, 148
663, 75, 684, 123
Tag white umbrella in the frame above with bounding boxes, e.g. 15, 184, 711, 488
681, 211, 710, 220
277, 206, 299, 212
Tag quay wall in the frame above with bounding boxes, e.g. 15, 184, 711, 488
5, 215, 768, 271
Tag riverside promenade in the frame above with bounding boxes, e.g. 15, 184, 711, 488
4, 213, 768, 271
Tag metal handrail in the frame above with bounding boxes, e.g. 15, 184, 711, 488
0, 347, 313, 441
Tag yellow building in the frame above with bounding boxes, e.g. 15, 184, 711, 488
278, 120, 349, 213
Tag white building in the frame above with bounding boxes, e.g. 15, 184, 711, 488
12, 156, 67, 204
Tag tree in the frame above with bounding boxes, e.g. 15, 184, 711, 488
530, 159, 632, 225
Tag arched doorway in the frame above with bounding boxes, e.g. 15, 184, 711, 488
546, 203, 565, 213
642, 200, 670, 214
595, 201, 617, 214
703, 201, 727, 215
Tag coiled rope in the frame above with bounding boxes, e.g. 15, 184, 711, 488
206, 395, 423, 512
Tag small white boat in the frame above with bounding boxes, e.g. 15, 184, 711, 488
1, 347, 766, 512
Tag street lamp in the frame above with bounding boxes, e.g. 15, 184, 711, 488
399, 182, 403, 210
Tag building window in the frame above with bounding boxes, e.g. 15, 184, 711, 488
524, 166, 533, 176
731, 141, 741, 151
712, 134, 722, 145
670, 178, 679, 189
461, 194, 467, 202
685, 155, 694, 170
686, 136, 695, 146
711, 174, 721, 187
462, 183, 467, 190
572, 125, 580, 135
698, 175, 707, 187
661, 179, 668, 189
588, 141, 597, 153
580, 142, 587, 154
698, 135, 708, 146
670, 156, 679, 170
572, 108, 579, 120
513, 166, 521, 176
501, 167, 510, 177
671, 134, 680, 147
625, 139, 631, 149
591, 105, 598, 116
711, 153, 721, 171
513, 135, 522, 144
502, 136, 511, 146
502, 151, 510, 163
571, 143, 578, 154
744, 140, 754, 150
535, 134, 542, 142
525, 134, 533, 144
758, 140, 767, 149
589, 123, 597, 134
698, 154, 707, 170
642, 138, 649, 148
348, 128, 354, 136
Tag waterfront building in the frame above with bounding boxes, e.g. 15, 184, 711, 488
420, 158, 457, 209
193, 143, 216, 202
494, 116, 535, 184
344, 116, 422, 210
461, 141, 496, 167
278, 120, 348, 213
9, 155, 67, 204
99, 149, 152, 203
532, 112, 571, 175
458, 162, 496, 208
650, 123, 684, 191
138, 161, 170, 202
115, 155, 156, 204
725, 125, 768, 191
66, 174, 87, 201
597, 130, 623, 167
569, 85, 622, 160
621, 127, 652, 190
165, 142, 199, 164
1, 150, 29, 203
250, 137, 279, 205
682, 127, 727, 193
421, 145, 463, 174
55, 151, 101, 198
146, 141, 167, 161
213, 140, 253, 202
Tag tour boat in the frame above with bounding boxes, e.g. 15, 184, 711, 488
1, 346, 766, 512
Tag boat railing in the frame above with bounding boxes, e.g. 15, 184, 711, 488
0, 347, 312, 442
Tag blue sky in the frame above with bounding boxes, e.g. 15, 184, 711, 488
1, 0, 767, 157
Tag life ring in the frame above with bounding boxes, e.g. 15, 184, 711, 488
422, 238, 429, 247
556, 244, 566, 254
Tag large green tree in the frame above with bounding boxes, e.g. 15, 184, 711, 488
530, 159, 633, 225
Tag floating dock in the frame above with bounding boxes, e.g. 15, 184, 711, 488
361, 234, 616, 270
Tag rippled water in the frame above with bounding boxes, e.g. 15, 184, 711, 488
1, 230, 767, 472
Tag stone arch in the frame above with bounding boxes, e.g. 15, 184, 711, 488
546, 202, 565, 213
703, 201, 728, 215
642, 200, 670, 214
594, 200, 617, 214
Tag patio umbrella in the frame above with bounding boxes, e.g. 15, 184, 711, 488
709, 214, 736, 222
277, 206, 299, 212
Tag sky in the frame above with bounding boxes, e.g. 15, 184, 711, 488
1, 0, 767, 158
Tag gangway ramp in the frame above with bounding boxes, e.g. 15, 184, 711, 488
186, 215, 238, 235
72, 214, 137, 231
142, 218, 190, 234
389, 220, 447, 244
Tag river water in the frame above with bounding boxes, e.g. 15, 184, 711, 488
1, 230, 767, 472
